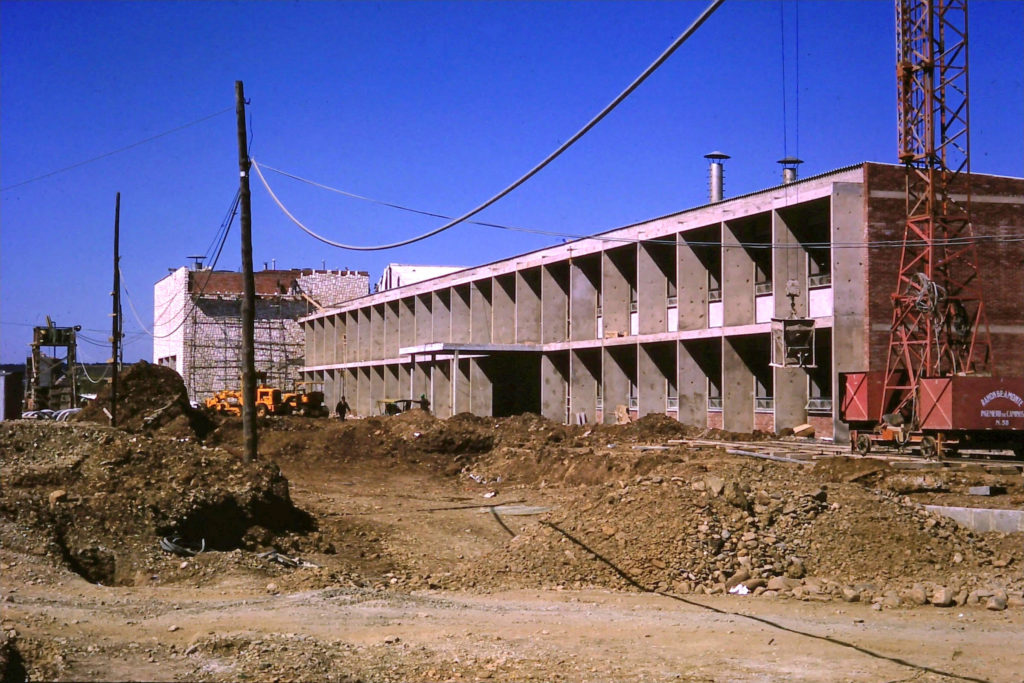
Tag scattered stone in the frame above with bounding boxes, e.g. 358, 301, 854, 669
930, 587, 954, 607
705, 476, 725, 497
48, 489, 67, 509
985, 595, 1007, 611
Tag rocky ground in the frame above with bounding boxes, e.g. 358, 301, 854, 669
2, 364, 1023, 681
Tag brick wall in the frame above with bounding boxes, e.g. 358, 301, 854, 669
864, 163, 1024, 377
189, 269, 368, 304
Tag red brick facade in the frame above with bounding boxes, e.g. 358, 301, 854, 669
863, 163, 1024, 377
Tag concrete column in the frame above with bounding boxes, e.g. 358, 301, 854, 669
831, 182, 866, 443
638, 343, 669, 416
384, 363, 400, 399
722, 337, 754, 432
412, 358, 429, 400
570, 258, 599, 341
415, 294, 432, 345
432, 290, 452, 344
602, 248, 631, 339
323, 317, 334, 366
773, 209, 808, 318
723, 222, 755, 326
540, 353, 567, 422
678, 341, 708, 427
452, 286, 471, 343
385, 302, 399, 357
399, 298, 416, 350
433, 357, 452, 417
469, 358, 492, 415
355, 309, 369, 361
602, 347, 630, 423
516, 269, 542, 343
471, 281, 492, 344
303, 320, 315, 367
344, 312, 356, 363
339, 313, 352, 366
638, 243, 668, 334
455, 355, 471, 414
356, 367, 371, 416
773, 366, 807, 431
370, 366, 385, 410
541, 264, 568, 343
569, 350, 598, 424
371, 305, 385, 360
492, 275, 516, 344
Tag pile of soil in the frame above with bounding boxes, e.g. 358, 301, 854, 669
0, 420, 315, 586
441, 448, 1023, 606
75, 361, 213, 439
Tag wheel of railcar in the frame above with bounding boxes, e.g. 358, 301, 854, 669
920, 435, 938, 460
856, 434, 872, 455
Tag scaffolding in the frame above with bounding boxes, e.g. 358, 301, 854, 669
183, 294, 310, 400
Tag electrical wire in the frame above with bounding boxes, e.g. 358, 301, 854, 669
252, 162, 1024, 250
78, 362, 110, 384
252, 0, 726, 251
1, 107, 234, 192
123, 189, 240, 339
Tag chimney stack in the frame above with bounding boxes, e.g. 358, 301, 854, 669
704, 151, 730, 202
778, 156, 803, 184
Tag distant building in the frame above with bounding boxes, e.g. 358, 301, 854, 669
299, 163, 1024, 442
154, 266, 369, 400
375, 263, 464, 292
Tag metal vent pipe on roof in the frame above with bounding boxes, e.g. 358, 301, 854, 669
704, 151, 730, 202
778, 156, 803, 184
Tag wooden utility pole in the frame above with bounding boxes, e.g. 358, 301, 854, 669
110, 192, 121, 427
236, 80, 258, 463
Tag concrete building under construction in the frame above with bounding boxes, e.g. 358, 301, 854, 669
154, 266, 369, 400
299, 162, 1024, 442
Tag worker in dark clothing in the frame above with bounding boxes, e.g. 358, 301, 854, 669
335, 396, 350, 420
419, 393, 430, 413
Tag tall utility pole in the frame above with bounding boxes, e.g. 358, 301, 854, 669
236, 80, 258, 463
110, 192, 121, 426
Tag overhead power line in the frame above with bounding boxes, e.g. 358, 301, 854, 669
122, 190, 241, 339
1, 106, 234, 192
254, 161, 1024, 250
253, 0, 726, 251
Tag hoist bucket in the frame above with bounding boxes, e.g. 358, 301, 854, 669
771, 317, 816, 368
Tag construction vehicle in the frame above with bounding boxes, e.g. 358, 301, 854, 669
204, 385, 291, 417
282, 382, 328, 417
839, 0, 1024, 458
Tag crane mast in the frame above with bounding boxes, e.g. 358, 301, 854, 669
882, 0, 992, 427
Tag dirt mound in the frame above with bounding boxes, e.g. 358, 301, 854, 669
442, 450, 1023, 604
75, 361, 213, 439
209, 412, 495, 476
0, 420, 314, 586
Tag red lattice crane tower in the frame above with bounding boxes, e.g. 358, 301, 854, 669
881, 0, 992, 427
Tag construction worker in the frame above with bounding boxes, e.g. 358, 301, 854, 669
335, 396, 350, 420
419, 393, 430, 413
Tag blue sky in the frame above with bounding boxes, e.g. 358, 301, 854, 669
2, 0, 1022, 364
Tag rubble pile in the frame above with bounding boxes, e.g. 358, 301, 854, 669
75, 361, 213, 439
444, 450, 1024, 608
0, 420, 313, 586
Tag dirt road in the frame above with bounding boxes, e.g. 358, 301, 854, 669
3, 404, 1022, 681
4, 570, 1021, 682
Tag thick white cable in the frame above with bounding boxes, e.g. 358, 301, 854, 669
253, 0, 726, 251
78, 362, 110, 384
